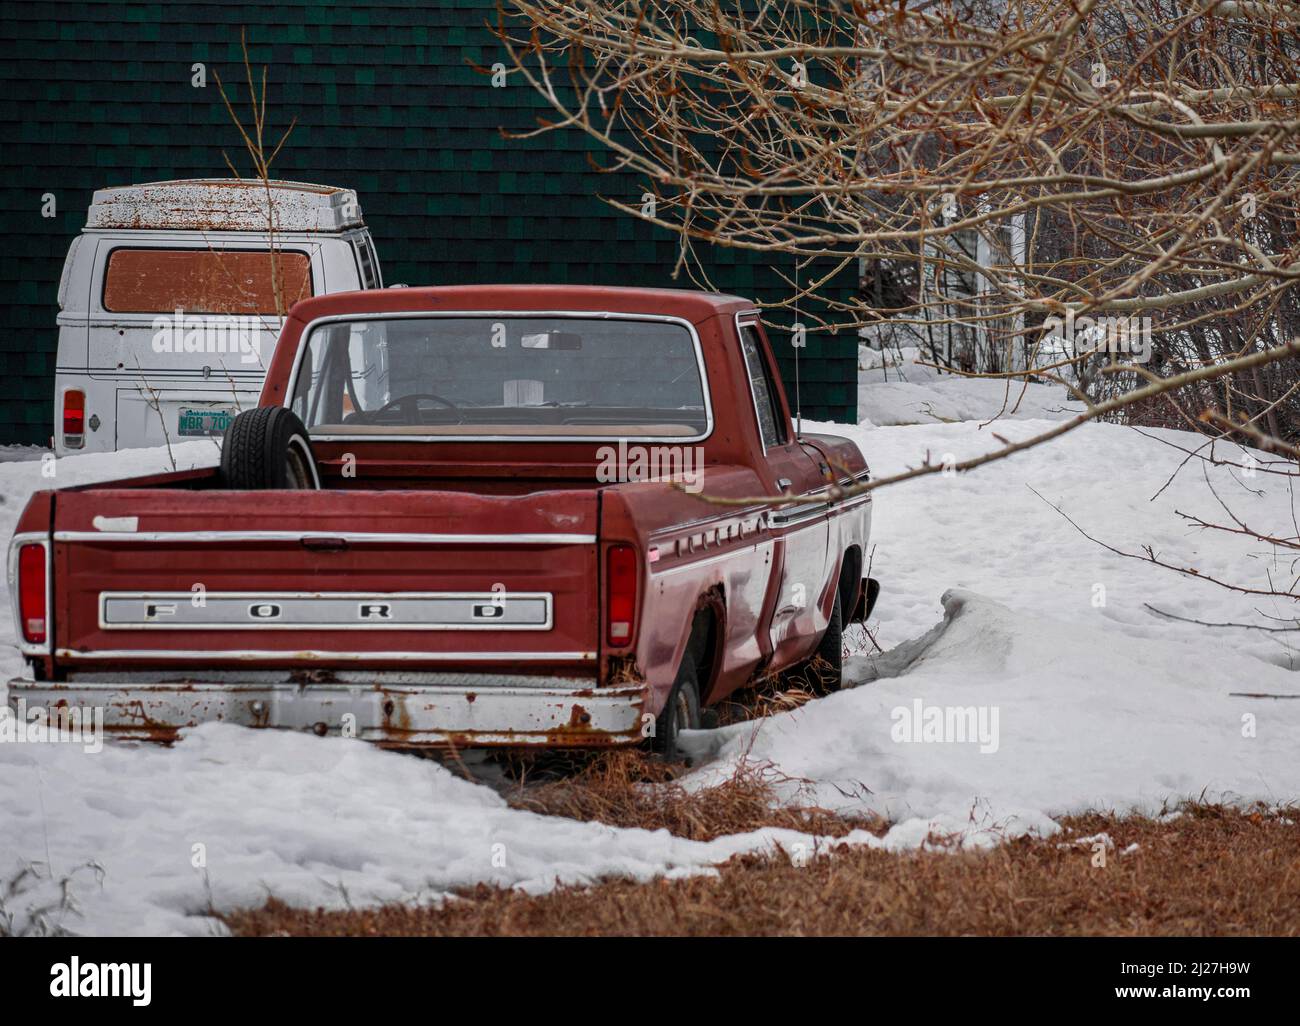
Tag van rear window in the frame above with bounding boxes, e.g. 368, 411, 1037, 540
102, 248, 311, 314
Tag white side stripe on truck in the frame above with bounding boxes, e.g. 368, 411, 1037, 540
54, 531, 598, 545
54, 648, 597, 662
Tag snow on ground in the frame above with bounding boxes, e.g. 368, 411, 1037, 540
0, 445, 48, 464
858, 344, 1084, 425
0, 723, 880, 936
3, 380, 1299, 934
684, 408, 1300, 838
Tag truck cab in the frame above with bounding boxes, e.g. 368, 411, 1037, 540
54, 179, 381, 455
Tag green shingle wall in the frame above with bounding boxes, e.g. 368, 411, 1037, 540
0, 0, 856, 444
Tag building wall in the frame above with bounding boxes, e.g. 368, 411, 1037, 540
0, 0, 856, 445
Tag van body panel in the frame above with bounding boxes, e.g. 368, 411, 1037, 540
53, 180, 379, 454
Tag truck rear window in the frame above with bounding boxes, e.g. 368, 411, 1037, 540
292, 315, 710, 440
102, 248, 312, 314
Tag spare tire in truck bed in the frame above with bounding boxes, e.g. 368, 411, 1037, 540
219, 407, 321, 489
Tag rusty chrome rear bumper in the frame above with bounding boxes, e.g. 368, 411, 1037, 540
6, 675, 648, 748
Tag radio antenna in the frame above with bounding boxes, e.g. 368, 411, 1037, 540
794, 256, 803, 438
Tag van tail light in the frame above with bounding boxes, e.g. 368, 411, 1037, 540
606, 544, 637, 646
63, 389, 85, 449
17, 543, 48, 646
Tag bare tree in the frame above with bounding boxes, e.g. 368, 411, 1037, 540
498, 0, 1300, 455
127, 31, 300, 454
215, 28, 298, 320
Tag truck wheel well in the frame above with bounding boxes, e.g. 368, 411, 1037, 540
686, 592, 723, 707
839, 545, 862, 613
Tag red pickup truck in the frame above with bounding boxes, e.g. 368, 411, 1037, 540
8, 285, 877, 753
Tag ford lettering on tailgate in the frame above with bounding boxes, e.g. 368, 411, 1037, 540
100, 592, 554, 630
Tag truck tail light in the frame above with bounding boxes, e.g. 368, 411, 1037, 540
63, 389, 85, 449
17, 543, 48, 645
606, 544, 637, 646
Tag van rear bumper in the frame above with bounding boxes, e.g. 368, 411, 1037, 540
7, 676, 648, 748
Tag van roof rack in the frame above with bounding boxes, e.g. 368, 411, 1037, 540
85, 178, 363, 233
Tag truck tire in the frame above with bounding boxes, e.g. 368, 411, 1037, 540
652, 658, 701, 761
808, 588, 844, 696
219, 407, 321, 490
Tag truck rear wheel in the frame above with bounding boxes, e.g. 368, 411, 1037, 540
652, 658, 701, 761
219, 407, 321, 490
807, 589, 844, 696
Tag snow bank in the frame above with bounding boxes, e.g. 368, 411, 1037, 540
684, 588, 1299, 833
857, 344, 1082, 425
0, 723, 879, 936
827, 417, 1300, 661
686, 414, 1300, 833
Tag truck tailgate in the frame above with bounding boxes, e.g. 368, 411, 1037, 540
50, 488, 599, 671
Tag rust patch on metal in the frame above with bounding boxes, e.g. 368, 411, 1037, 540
378, 693, 413, 732
567, 704, 592, 728
110, 698, 185, 743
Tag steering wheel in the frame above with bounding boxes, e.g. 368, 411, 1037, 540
369, 392, 465, 424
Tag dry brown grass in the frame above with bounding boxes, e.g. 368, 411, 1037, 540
502, 748, 883, 842
712, 673, 817, 725
226, 803, 1300, 937
717, 628, 880, 725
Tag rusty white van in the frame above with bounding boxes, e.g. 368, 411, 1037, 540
54, 179, 382, 455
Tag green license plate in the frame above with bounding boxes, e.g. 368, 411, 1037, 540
177, 408, 234, 437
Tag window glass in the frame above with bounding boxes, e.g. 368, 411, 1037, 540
739, 324, 785, 448
355, 238, 378, 289
295, 315, 709, 438
103, 248, 311, 314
